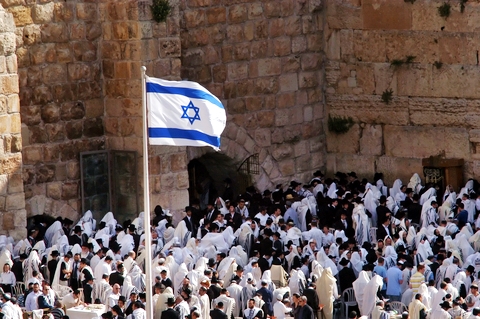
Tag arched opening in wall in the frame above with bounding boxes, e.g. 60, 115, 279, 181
187, 153, 251, 209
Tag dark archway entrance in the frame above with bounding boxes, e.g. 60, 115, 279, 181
188, 153, 250, 209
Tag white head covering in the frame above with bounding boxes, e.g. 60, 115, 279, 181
353, 271, 371, 315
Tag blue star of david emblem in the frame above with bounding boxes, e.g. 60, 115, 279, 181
181, 101, 201, 125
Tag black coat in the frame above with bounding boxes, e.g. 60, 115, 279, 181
210, 308, 228, 319
109, 271, 125, 287
376, 225, 391, 242
182, 216, 195, 234
243, 308, 263, 319
225, 213, 242, 231
338, 267, 356, 293
161, 308, 180, 319
69, 234, 82, 246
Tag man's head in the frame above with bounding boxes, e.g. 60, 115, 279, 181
112, 284, 120, 294
248, 299, 255, 309
42, 286, 50, 296
33, 283, 40, 293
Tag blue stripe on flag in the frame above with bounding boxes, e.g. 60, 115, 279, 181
146, 82, 224, 109
148, 128, 221, 147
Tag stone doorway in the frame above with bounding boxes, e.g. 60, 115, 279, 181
187, 153, 249, 209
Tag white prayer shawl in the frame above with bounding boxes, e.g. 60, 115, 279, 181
223, 226, 236, 247
52, 258, 70, 296
364, 185, 379, 227
438, 201, 452, 223
408, 173, 423, 195
163, 227, 175, 244
101, 212, 116, 236
362, 274, 383, 316
327, 182, 337, 199
285, 227, 302, 247
13, 239, 31, 258
174, 263, 188, 296
227, 283, 243, 317
459, 180, 474, 199
131, 211, 145, 235
313, 183, 324, 197
407, 226, 417, 247
383, 246, 397, 270
390, 179, 403, 203
419, 283, 431, 309
409, 299, 427, 319
32, 240, 46, 259
94, 259, 111, 283
198, 293, 210, 319
317, 268, 337, 319
121, 276, 136, 297
198, 232, 230, 254
386, 196, 399, 215
93, 279, 111, 303
128, 264, 145, 292
119, 234, 135, 258
315, 247, 337, 276
229, 246, 248, 267
352, 204, 370, 245
0, 249, 13, 273
376, 179, 388, 197
351, 252, 363, 276
470, 231, 480, 252
353, 271, 370, 315
297, 198, 310, 232
273, 300, 292, 319
79, 210, 96, 234
420, 188, 436, 206
288, 270, 305, 296
372, 306, 389, 319
218, 197, 229, 216
156, 219, 168, 239
431, 289, 447, 311
286, 245, 300, 271
23, 250, 41, 282
464, 199, 476, 223
417, 241, 433, 264
421, 197, 437, 228
173, 220, 190, 248
457, 233, 475, 263
44, 222, 63, 248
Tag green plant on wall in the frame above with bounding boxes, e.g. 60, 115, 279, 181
151, 0, 171, 23
390, 56, 416, 67
328, 115, 354, 134
433, 61, 443, 69
381, 89, 394, 104
438, 2, 451, 18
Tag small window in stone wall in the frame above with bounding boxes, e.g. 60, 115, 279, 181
237, 154, 259, 193
80, 150, 139, 224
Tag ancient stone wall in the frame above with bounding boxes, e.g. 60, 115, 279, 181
180, 0, 325, 190
0, 4, 26, 239
1, 0, 106, 220
324, 0, 480, 185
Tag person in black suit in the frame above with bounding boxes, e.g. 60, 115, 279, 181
37, 286, 54, 309
183, 206, 196, 235
210, 302, 228, 319
304, 283, 320, 313
256, 281, 274, 316
47, 250, 60, 285
376, 196, 392, 226
376, 219, 391, 242
111, 305, 124, 319
225, 205, 243, 231
109, 263, 125, 287
69, 226, 83, 246
334, 211, 351, 232
297, 296, 315, 319
204, 202, 220, 224
161, 297, 180, 319
338, 258, 356, 293
160, 270, 173, 288
127, 225, 141, 253
408, 194, 422, 225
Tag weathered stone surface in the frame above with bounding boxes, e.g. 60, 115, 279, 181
384, 126, 470, 159
326, 124, 360, 154
359, 124, 383, 156
375, 156, 424, 186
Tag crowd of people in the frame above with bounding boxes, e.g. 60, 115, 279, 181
1, 170, 480, 319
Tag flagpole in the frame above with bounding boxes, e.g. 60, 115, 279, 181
141, 66, 154, 319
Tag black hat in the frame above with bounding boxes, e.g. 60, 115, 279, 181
339, 258, 350, 266
74, 225, 82, 233
115, 225, 123, 231
467, 265, 476, 273
185, 206, 194, 213
263, 190, 271, 196
80, 258, 89, 265
289, 181, 300, 187
347, 172, 357, 178
439, 301, 452, 309
50, 250, 59, 257
20, 253, 28, 259
63, 218, 74, 225
236, 265, 243, 271
128, 224, 136, 231
111, 305, 123, 316
101, 312, 113, 319
348, 311, 357, 319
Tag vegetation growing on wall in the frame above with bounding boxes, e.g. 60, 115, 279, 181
151, 0, 171, 22
328, 115, 354, 134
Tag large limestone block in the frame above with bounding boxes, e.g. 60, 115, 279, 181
325, 153, 376, 179
375, 156, 423, 186
325, 0, 362, 30
327, 94, 409, 125
395, 64, 432, 97
326, 123, 360, 154
362, 0, 412, 30
360, 124, 383, 156
383, 125, 470, 159
409, 98, 469, 127
431, 65, 480, 99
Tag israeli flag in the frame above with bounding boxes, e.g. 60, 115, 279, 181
146, 76, 227, 150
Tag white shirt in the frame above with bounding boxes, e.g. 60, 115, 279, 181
273, 300, 292, 319
107, 292, 120, 308
0, 271, 16, 285
254, 213, 270, 227
25, 290, 41, 311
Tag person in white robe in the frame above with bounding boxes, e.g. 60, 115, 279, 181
227, 280, 243, 317
198, 286, 211, 319
154, 287, 174, 319
353, 271, 370, 315
420, 187, 436, 206
317, 268, 338, 319
390, 179, 402, 203
352, 204, 370, 245
362, 274, 383, 317
408, 173, 423, 195
212, 290, 236, 319
273, 294, 292, 319
371, 301, 390, 319
409, 294, 428, 319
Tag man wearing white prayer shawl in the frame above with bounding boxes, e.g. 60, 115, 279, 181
371, 301, 390, 319
431, 282, 447, 311
317, 268, 338, 319
408, 294, 428, 319
362, 274, 383, 316
154, 286, 174, 319
129, 301, 146, 319
198, 286, 211, 319
353, 271, 370, 315
463, 194, 476, 224
212, 289, 236, 319
227, 280, 243, 317
429, 301, 452, 319
408, 174, 423, 195
94, 256, 113, 283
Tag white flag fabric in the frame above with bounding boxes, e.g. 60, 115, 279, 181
146, 76, 226, 150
